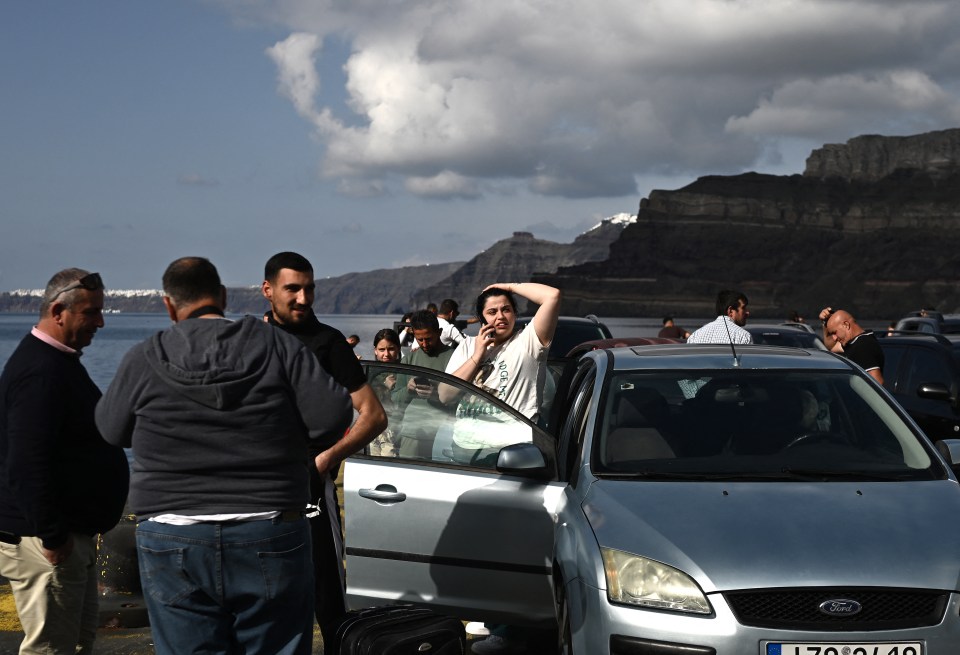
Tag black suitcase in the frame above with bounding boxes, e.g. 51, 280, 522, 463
329, 604, 466, 655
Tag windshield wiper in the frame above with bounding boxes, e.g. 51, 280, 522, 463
601, 470, 790, 481
779, 467, 917, 481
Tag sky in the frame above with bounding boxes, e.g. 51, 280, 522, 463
2, 0, 959, 290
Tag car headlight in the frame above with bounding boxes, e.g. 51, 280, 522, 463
601, 547, 711, 614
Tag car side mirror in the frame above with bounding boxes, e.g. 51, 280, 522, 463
496, 443, 548, 478
917, 382, 953, 404
936, 440, 960, 475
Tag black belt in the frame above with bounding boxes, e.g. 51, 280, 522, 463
0, 531, 21, 545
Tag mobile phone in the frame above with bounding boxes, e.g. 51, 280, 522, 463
413, 376, 429, 386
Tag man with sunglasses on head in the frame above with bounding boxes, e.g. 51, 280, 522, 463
0, 269, 129, 655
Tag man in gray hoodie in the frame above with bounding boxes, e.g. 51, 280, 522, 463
95, 257, 352, 655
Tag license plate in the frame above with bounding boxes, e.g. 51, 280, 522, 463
766, 643, 923, 655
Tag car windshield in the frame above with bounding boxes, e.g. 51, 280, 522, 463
593, 369, 940, 481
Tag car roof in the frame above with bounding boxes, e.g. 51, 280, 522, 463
881, 333, 960, 348
746, 324, 811, 333
516, 315, 606, 326
566, 336, 682, 357
587, 343, 854, 373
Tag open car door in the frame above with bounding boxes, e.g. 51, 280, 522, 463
343, 362, 564, 627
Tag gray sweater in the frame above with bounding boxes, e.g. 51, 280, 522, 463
96, 316, 353, 520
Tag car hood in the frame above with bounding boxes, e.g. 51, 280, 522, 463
584, 479, 960, 592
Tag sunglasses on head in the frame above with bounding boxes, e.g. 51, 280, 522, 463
50, 272, 104, 300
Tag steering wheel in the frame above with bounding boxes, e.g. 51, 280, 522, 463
784, 430, 849, 450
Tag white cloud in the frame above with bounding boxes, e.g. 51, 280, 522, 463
404, 171, 480, 199
253, 0, 960, 199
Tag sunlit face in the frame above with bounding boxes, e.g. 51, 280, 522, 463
374, 338, 400, 362
413, 328, 442, 355
262, 268, 315, 326
482, 295, 516, 342
728, 300, 749, 327
58, 289, 105, 351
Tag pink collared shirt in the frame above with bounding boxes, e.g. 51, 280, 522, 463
31, 326, 78, 355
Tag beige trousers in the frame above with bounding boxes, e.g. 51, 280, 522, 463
0, 534, 99, 655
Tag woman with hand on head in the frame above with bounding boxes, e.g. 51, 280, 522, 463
442, 285, 560, 654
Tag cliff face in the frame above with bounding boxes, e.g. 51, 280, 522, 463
805, 129, 960, 182
536, 128, 960, 319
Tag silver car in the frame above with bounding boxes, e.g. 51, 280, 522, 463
345, 345, 960, 654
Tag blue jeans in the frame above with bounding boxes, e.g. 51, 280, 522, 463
136, 517, 314, 655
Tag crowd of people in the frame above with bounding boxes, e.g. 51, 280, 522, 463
0, 253, 563, 655
0, 258, 899, 655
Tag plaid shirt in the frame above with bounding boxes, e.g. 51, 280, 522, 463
686, 316, 753, 344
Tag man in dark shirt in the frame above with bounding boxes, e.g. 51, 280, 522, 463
0, 268, 129, 654
819, 307, 885, 384
657, 316, 690, 340
261, 251, 387, 645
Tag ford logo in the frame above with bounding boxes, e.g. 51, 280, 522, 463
819, 599, 862, 616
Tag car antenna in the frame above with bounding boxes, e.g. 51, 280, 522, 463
722, 315, 741, 367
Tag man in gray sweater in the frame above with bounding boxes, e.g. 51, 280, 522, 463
95, 257, 352, 655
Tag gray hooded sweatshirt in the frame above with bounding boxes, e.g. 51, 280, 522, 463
96, 315, 353, 520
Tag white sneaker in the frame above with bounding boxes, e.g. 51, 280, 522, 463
465, 621, 491, 637
470, 635, 522, 654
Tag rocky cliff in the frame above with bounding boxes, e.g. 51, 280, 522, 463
536, 128, 960, 320
410, 214, 633, 313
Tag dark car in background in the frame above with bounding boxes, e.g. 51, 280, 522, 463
516, 314, 612, 358
879, 333, 960, 440
746, 324, 828, 350
894, 311, 960, 335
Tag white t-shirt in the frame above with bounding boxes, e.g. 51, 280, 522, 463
445, 324, 548, 420
437, 316, 465, 347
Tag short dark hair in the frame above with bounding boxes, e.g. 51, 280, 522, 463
264, 252, 313, 283
439, 299, 459, 315
662, 316, 673, 325
475, 287, 516, 320
715, 289, 748, 316
410, 309, 440, 332
162, 257, 222, 305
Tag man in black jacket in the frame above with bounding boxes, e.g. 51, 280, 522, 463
261, 251, 387, 646
0, 268, 129, 654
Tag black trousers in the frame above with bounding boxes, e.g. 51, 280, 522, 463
309, 466, 348, 646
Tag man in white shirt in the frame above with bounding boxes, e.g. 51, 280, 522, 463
687, 290, 753, 344
437, 299, 466, 347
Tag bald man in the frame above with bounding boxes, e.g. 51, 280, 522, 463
819, 307, 884, 384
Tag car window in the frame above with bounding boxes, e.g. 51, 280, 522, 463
880, 344, 907, 392
362, 362, 541, 470
556, 361, 597, 483
592, 369, 939, 481
902, 349, 952, 393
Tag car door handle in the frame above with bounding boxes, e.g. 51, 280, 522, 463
358, 486, 407, 503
